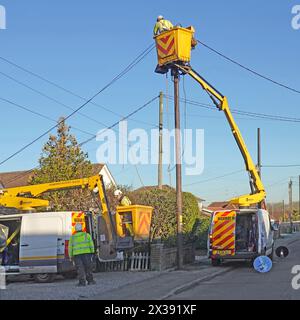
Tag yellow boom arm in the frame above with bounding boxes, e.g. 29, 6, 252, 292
175, 64, 266, 207
0, 175, 115, 239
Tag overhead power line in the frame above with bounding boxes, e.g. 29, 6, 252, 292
0, 44, 155, 167
197, 40, 300, 95
262, 165, 300, 168
165, 95, 300, 123
0, 45, 157, 128
183, 169, 244, 187
79, 96, 158, 147
3, 95, 158, 186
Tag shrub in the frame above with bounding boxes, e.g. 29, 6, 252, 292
130, 186, 203, 243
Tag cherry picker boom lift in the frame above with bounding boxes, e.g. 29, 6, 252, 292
154, 26, 276, 265
0, 175, 153, 279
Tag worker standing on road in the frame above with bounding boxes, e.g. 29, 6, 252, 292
68, 223, 96, 287
153, 15, 173, 36
114, 190, 132, 207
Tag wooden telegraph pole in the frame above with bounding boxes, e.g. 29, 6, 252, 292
299, 175, 300, 218
173, 68, 183, 270
158, 92, 163, 190
289, 179, 293, 233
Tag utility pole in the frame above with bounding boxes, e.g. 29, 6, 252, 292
257, 128, 261, 178
299, 175, 300, 218
257, 128, 263, 209
282, 200, 285, 222
158, 92, 163, 190
173, 68, 183, 270
289, 179, 293, 233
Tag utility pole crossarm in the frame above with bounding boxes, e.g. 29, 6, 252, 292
175, 64, 266, 207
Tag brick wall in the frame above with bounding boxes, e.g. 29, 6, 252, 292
150, 243, 195, 271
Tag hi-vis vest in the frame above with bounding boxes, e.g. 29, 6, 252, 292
120, 196, 132, 207
68, 232, 95, 257
153, 19, 174, 36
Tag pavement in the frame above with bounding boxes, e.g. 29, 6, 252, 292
0, 232, 299, 300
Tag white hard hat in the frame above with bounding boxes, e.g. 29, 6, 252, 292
157, 15, 164, 21
114, 190, 123, 197
75, 223, 83, 232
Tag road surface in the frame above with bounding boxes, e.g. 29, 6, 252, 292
170, 233, 300, 300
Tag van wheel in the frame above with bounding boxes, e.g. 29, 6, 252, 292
34, 273, 55, 283
211, 258, 221, 267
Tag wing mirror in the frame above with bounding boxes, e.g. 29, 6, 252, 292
271, 221, 279, 232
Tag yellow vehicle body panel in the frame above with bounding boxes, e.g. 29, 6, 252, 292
211, 211, 237, 257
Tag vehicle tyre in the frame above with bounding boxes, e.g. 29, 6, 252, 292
211, 258, 221, 267
62, 271, 77, 279
33, 273, 55, 283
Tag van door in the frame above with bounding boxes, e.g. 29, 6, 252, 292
211, 211, 236, 257
257, 209, 273, 254
259, 209, 273, 254
19, 215, 63, 274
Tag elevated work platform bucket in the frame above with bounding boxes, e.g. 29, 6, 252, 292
116, 205, 153, 241
154, 27, 195, 66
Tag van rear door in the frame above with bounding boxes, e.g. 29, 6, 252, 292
211, 211, 236, 257
19, 215, 63, 274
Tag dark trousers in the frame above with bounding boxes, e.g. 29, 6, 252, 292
73, 254, 94, 284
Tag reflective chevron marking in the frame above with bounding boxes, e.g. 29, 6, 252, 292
157, 34, 175, 58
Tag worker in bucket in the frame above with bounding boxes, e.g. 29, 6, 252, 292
153, 15, 173, 36
114, 189, 132, 207
68, 223, 96, 287
114, 190, 133, 236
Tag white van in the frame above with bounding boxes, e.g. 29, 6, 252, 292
0, 211, 115, 282
208, 209, 276, 266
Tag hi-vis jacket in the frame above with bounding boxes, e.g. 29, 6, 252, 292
120, 196, 132, 207
153, 19, 174, 36
68, 231, 95, 257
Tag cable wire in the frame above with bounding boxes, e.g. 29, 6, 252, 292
2, 96, 158, 186
197, 40, 300, 95
183, 169, 244, 187
0, 44, 155, 167
165, 95, 300, 123
0, 45, 157, 128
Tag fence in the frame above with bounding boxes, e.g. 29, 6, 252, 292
279, 221, 300, 234
98, 251, 150, 272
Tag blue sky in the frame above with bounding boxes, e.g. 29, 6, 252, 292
0, 0, 299, 204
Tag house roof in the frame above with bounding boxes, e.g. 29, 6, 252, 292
0, 164, 106, 189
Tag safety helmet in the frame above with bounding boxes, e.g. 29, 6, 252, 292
157, 15, 164, 21
75, 223, 83, 232
114, 190, 123, 197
